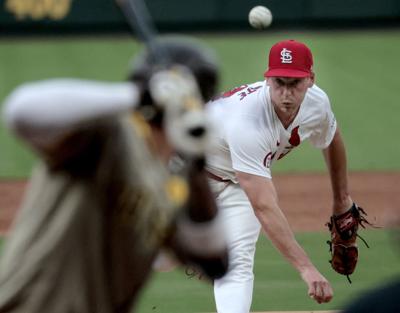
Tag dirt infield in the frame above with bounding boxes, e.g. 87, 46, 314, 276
0, 180, 26, 235
1, 172, 400, 235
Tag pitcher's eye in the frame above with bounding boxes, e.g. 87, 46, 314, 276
289, 79, 300, 87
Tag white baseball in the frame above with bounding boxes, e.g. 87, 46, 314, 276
248, 6, 273, 29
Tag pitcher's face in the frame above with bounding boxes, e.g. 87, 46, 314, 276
267, 76, 314, 115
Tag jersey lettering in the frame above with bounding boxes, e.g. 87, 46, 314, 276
263, 152, 272, 168
218, 85, 248, 99
238, 86, 262, 101
212, 85, 262, 101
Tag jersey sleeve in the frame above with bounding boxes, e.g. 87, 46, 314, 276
308, 96, 337, 149
226, 121, 272, 179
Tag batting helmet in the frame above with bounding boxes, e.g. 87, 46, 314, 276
129, 36, 220, 103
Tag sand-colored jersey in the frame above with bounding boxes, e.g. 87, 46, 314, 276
0, 115, 179, 313
205, 81, 336, 182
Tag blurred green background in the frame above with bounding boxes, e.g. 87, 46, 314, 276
1, 2, 400, 313
1, 29, 400, 313
1, 229, 398, 312
136, 229, 400, 312
1, 30, 400, 177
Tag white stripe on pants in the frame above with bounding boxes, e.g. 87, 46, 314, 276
209, 180, 261, 313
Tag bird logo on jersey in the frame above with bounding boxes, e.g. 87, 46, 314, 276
263, 126, 301, 168
288, 126, 300, 146
280, 48, 293, 64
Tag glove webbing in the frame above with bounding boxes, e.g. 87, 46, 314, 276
326, 204, 377, 283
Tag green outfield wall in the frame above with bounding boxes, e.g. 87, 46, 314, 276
1, 0, 400, 35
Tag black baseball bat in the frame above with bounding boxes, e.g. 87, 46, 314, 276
116, 0, 212, 157
116, 0, 169, 64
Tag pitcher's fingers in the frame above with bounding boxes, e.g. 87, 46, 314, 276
315, 281, 333, 304
308, 282, 316, 299
314, 282, 324, 303
308, 282, 322, 303
322, 281, 334, 302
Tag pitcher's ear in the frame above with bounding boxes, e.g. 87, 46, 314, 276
308, 72, 315, 87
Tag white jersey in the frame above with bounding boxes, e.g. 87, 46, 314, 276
205, 81, 337, 182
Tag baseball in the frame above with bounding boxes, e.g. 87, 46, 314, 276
248, 6, 273, 29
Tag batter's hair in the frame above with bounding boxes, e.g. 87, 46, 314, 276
129, 36, 220, 103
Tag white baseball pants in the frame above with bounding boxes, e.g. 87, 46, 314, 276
208, 179, 261, 313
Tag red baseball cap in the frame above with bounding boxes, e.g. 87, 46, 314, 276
264, 40, 313, 78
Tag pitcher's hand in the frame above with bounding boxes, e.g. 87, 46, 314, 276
300, 267, 333, 304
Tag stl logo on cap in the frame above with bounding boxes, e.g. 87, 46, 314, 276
264, 39, 314, 78
280, 48, 292, 64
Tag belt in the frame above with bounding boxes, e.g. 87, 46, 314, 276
206, 171, 231, 182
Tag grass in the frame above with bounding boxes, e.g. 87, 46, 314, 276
1, 30, 398, 313
0, 37, 141, 177
0, 228, 397, 312
134, 229, 400, 313
1, 30, 400, 177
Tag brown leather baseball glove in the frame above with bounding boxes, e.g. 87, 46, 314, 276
326, 203, 373, 283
